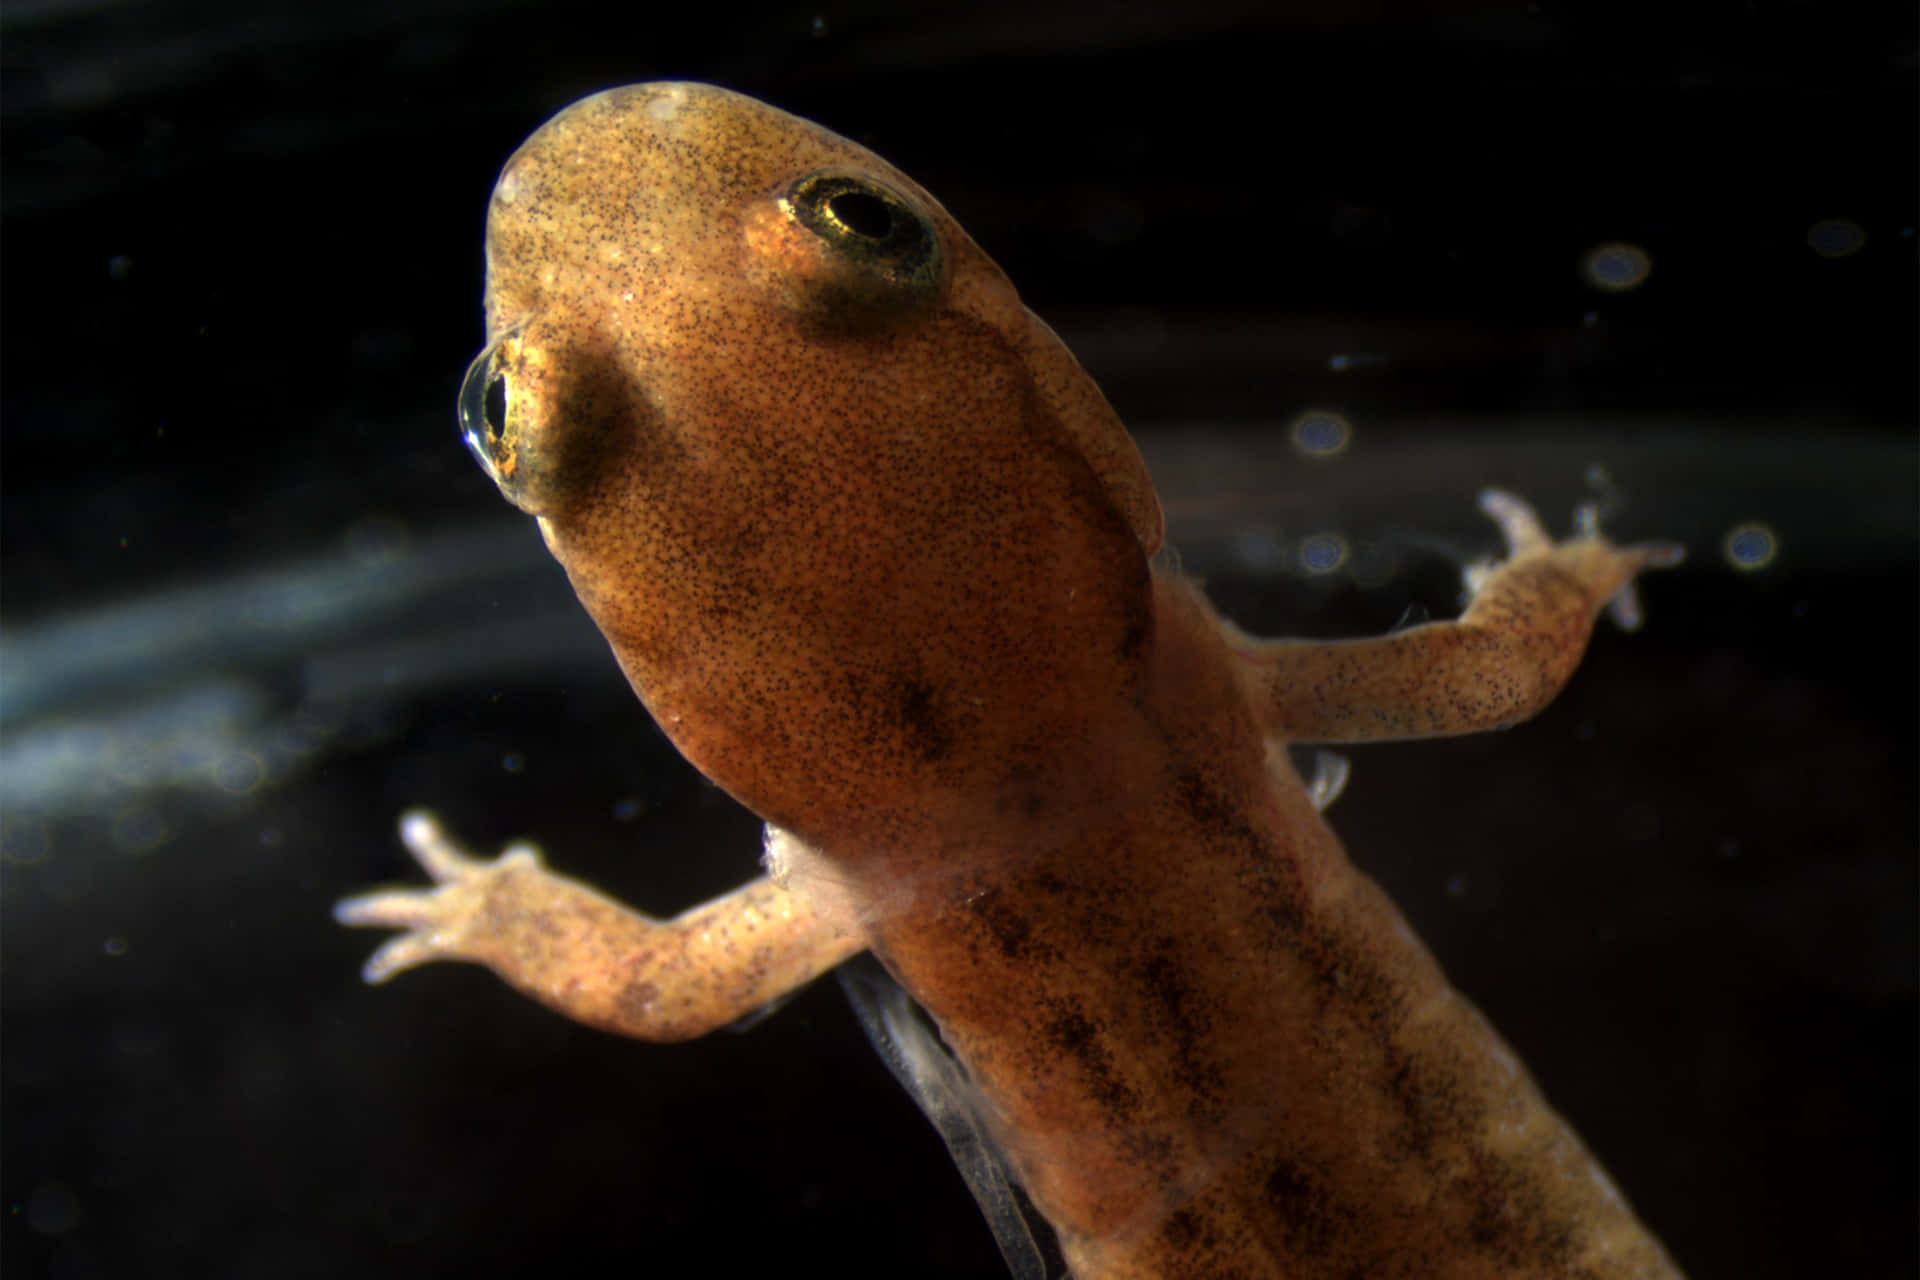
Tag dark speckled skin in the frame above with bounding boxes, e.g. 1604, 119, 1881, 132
340, 84, 1684, 1277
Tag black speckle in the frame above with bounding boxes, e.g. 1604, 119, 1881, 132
889, 674, 953, 763
1380, 1040, 1491, 1178
996, 761, 1049, 821
1162, 1206, 1204, 1248
1384, 1050, 1444, 1159
1458, 1150, 1578, 1267
1294, 922, 1401, 1032
1133, 946, 1225, 1110
1173, 769, 1307, 945
1264, 1155, 1353, 1259
1042, 1001, 1138, 1122
1258, 895, 1305, 940
969, 884, 1041, 960
1172, 769, 1230, 826
1047, 1005, 1097, 1050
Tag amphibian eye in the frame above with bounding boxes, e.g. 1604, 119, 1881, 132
458, 340, 510, 482
761, 171, 945, 330
455, 326, 550, 513
788, 174, 939, 279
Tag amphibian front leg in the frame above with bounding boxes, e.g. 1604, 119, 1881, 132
335, 812, 864, 1041
1230, 489, 1684, 742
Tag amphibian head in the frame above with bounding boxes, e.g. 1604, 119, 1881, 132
460, 83, 1164, 848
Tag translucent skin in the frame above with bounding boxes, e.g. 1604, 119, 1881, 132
338, 83, 1684, 1277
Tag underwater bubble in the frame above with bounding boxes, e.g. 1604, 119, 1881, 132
1298, 533, 1350, 576
1289, 411, 1351, 459
1723, 522, 1778, 571
1579, 242, 1651, 293
1, 818, 51, 866
1806, 218, 1866, 259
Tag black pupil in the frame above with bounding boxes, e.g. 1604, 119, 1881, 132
828, 190, 894, 239
484, 374, 508, 437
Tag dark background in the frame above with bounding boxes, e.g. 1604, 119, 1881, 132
3, 2, 1914, 1276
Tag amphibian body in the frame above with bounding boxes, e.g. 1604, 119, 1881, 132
338, 83, 1684, 1277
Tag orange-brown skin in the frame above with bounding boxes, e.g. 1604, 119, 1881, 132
338, 83, 1685, 1277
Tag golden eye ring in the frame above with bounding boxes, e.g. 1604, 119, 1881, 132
762, 171, 945, 329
